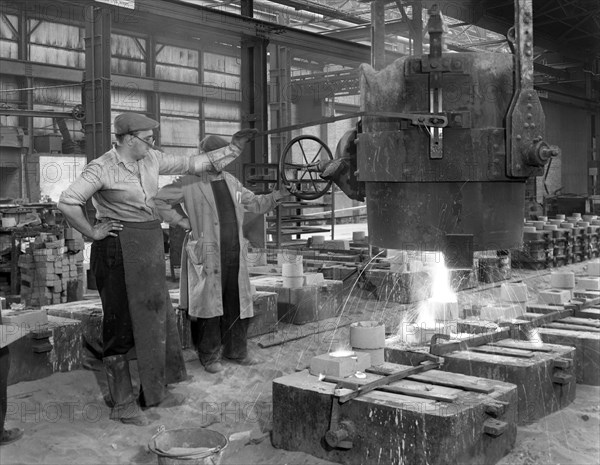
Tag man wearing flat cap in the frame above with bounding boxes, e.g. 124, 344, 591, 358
58, 113, 257, 426
155, 135, 295, 373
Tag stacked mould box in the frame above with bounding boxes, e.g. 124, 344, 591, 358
18, 229, 85, 306
543, 224, 558, 267
547, 218, 565, 265
513, 224, 554, 269
566, 214, 585, 262
577, 221, 591, 261
577, 214, 598, 257
590, 218, 600, 257
552, 217, 573, 266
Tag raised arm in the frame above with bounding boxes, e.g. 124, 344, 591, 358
236, 178, 295, 214
157, 128, 258, 175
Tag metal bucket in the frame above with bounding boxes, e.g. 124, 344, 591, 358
148, 427, 228, 465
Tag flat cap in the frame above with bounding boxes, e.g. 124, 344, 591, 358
200, 135, 229, 152
114, 112, 159, 135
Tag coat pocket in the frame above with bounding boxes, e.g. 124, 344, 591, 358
185, 239, 206, 298
185, 239, 203, 266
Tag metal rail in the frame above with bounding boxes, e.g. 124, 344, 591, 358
256, 110, 448, 137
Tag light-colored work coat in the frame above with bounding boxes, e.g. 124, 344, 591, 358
155, 171, 279, 319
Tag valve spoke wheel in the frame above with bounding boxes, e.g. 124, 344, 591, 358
71, 104, 85, 121
279, 135, 333, 200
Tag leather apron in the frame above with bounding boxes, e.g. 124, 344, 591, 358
119, 220, 186, 406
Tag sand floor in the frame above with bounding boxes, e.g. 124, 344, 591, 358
2, 260, 600, 464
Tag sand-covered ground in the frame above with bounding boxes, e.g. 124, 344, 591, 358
2, 257, 600, 465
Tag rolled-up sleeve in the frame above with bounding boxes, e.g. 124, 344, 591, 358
237, 178, 279, 214
154, 150, 190, 175
155, 145, 241, 176
58, 161, 105, 206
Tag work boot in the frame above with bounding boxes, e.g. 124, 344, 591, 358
223, 353, 262, 366
103, 355, 149, 426
204, 361, 224, 373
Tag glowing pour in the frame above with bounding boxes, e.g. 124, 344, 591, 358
329, 350, 356, 358
400, 253, 460, 344
524, 326, 544, 346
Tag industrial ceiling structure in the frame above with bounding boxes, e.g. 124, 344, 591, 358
182, 0, 600, 100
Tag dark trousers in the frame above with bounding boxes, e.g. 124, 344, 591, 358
0, 346, 9, 436
191, 251, 248, 365
91, 236, 134, 357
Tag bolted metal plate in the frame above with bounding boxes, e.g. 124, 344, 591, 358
357, 128, 507, 183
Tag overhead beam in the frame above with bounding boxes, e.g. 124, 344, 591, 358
0, 109, 74, 118
8, 0, 379, 64
264, 0, 369, 25
136, 0, 377, 64
323, 19, 410, 40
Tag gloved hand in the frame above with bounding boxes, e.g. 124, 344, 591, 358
273, 183, 297, 200
231, 128, 259, 150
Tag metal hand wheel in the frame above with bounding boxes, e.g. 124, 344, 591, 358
71, 104, 85, 121
279, 135, 333, 200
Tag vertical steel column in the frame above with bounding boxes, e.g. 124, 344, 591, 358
371, 0, 386, 70
587, 62, 599, 196
269, 44, 291, 162
594, 112, 600, 196
18, 8, 32, 200
240, 0, 269, 247
412, 1, 423, 55
83, 5, 111, 163
241, 37, 269, 165
147, 36, 161, 145
240, 0, 268, 165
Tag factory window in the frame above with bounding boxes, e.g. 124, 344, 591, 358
0, 14, 18, 59
204, 101, 240, 120
204, 120, 241, 137
28, 20, 84, 68
160, 115, 200, 148
160, 94, 200, 118
201, 51, 241, 138
111, 33, 147, 76
203, 71, 240, 91
204, 52, 240, 75
203, 51, 241, 91
156, 44, 199, 83
111, 89, 148, 113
